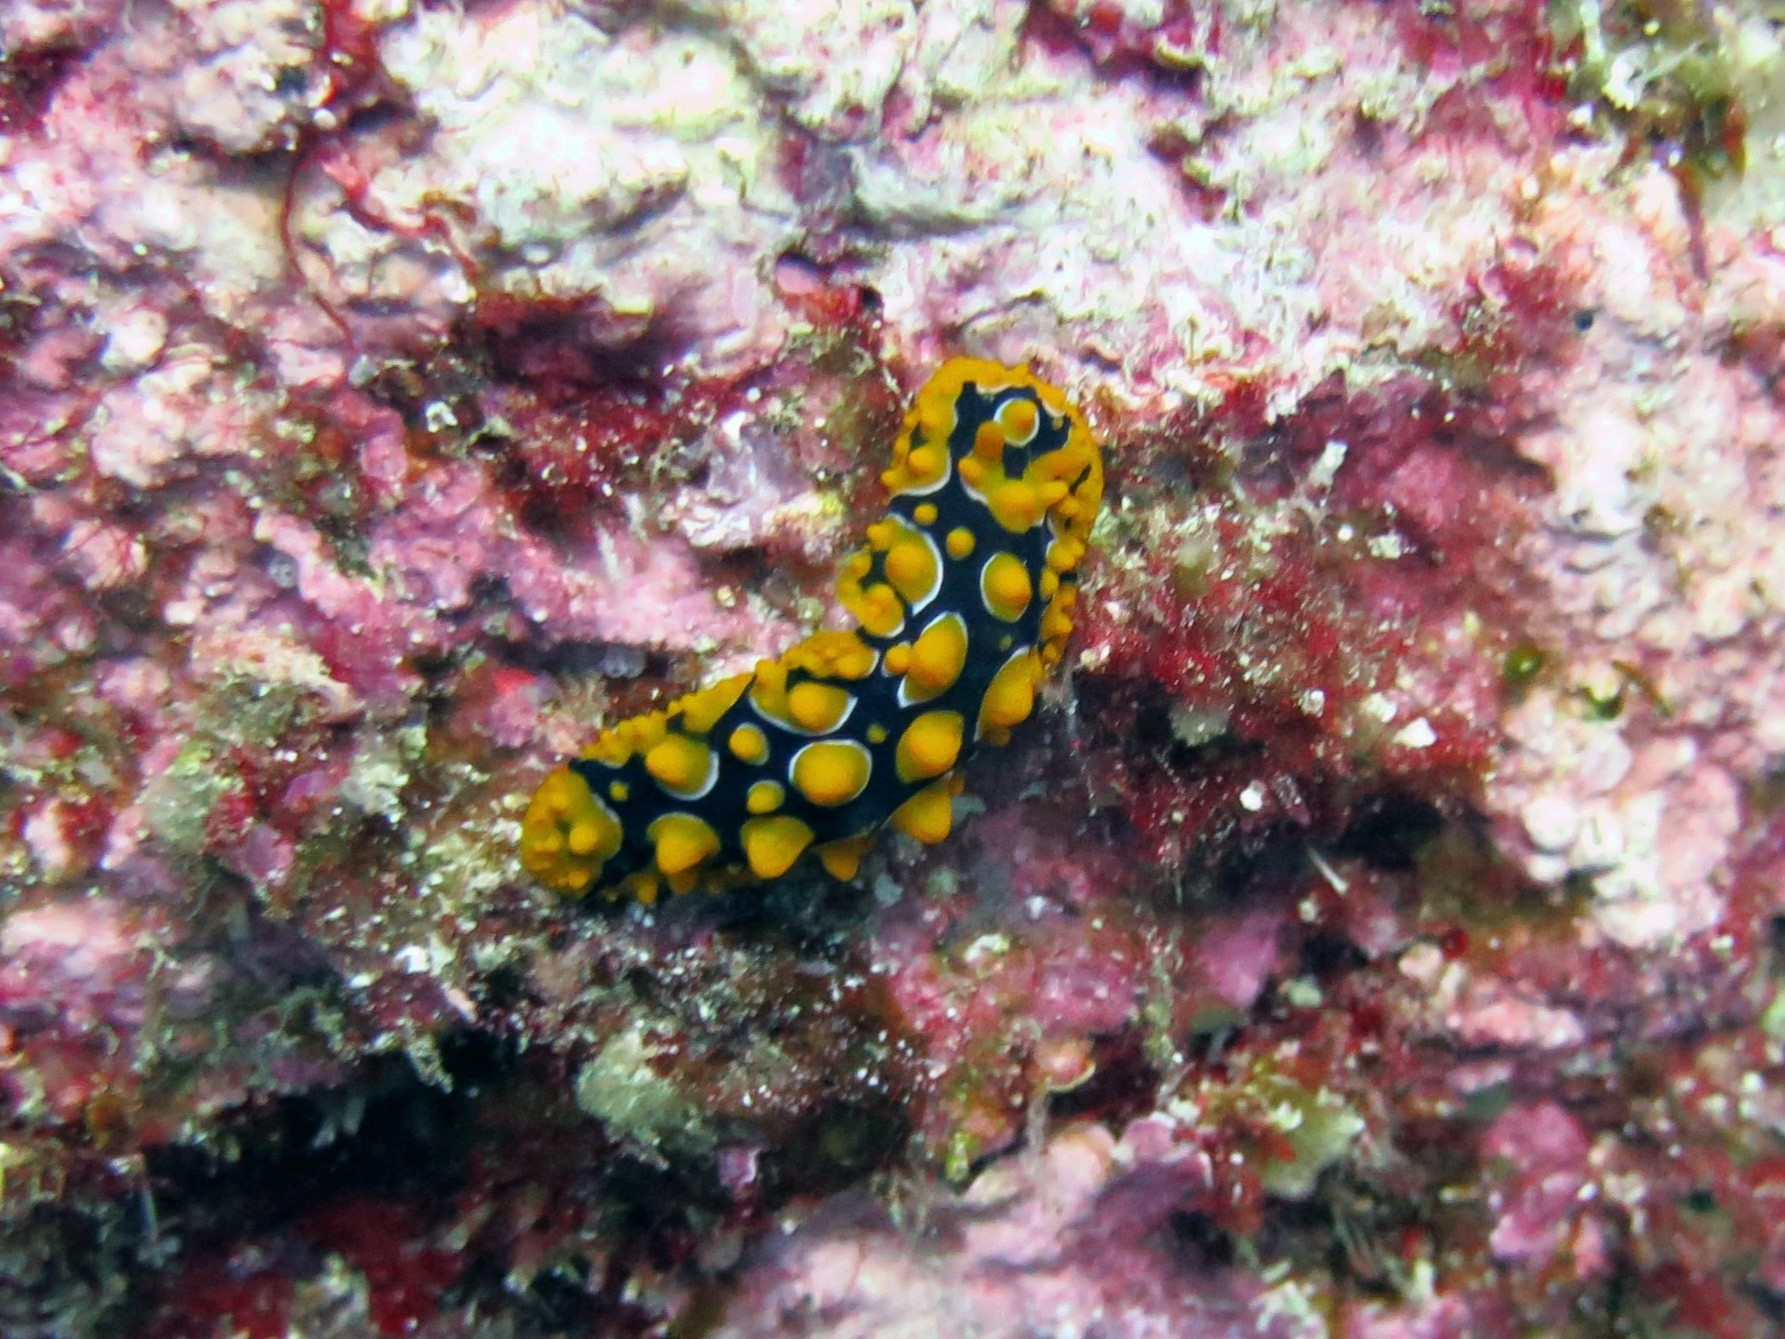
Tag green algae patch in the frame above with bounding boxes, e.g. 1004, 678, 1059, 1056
1250, 1072, 1368, 1198
575, 1023, 713, 1159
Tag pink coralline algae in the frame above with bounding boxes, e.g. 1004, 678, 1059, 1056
4, 0, 1785, 1336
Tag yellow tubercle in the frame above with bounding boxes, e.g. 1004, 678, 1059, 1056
980, 552, 1033, 623
742, 815, 815, 879
903, 613, 968, 702
978, 648, 1040, 739
747, 779, 785, 814
837, 576, 905, 638
729, 722, 770, 765
1047, 538, 1085, 573
788, 680, 853, 733
751, 667, 855, 735
650, 812, 720, 877
816, 835, 873, 882
644, 732, 715, 798
889, 777, 954, 844
896, 710, 964, 783
791, 739, 873, 807
521, 766, 622, 896
676, 672, 752, 735
996, 396, 1039, 443
783, 629, 878, 681
881, 518, 941, 607
615, 870, 661, 905
582, 709, 669, 768
986, 480, 1043, 533
907, 444, 944, 482
1040, 589, 1077, 654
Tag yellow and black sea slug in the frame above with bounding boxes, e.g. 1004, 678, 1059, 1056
520, 358, 1102, 902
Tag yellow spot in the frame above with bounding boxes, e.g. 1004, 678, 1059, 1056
747, 779, 785, 814
981, 552, 1033, 622
1039, 569, 1059, 599
890, 778, 954, 844
867, 723, 888, 744
521, 766, 622, 896
974, 421, 1004, 458
649, 812, 720, 876
996, 397, 1039, 443
896, 710, 963, 783
884, 643, 912, 675
978, 648, 1040, 738
913, 502, 939, 526
903, 613, 968, 702
791, 739, 872, 806
582, 709, 668, 768
644, 732, 715, 798
742, 815, 815, 879
959, 457, 986, 486
816, 835, 873, 881
838, 578, 905, 638
676, 673, 751, 735
884, 529, 941, 607
879, 400, 953, 494
1047, 538, 1085, 573
987, 480, 1042, 533
729, 722, 769, 765
784, 629, 878, 681
788, 679, 853, 733
610, 871, 656, 904
755, 656, 787, 696
752, 660, 858, 734
836, 555, 901, 638
946, 527, 975, 560
608, 781, 630, 802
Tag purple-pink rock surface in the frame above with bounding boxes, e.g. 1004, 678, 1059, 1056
4, 0, 1785, 1334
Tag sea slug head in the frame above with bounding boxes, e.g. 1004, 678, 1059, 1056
521, 764, 624, 895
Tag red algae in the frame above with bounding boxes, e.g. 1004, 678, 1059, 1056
1027, 0, 1215, 72
1383, 0, 1571, 149
1077, 373, 1534, 875
150, 1256, 295, 1339
298, 1200, 463, 1335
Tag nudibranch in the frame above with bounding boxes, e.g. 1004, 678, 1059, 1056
521, 358, 1103, 902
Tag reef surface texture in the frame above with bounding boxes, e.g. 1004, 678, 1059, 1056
3, 0, 1785, 1335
